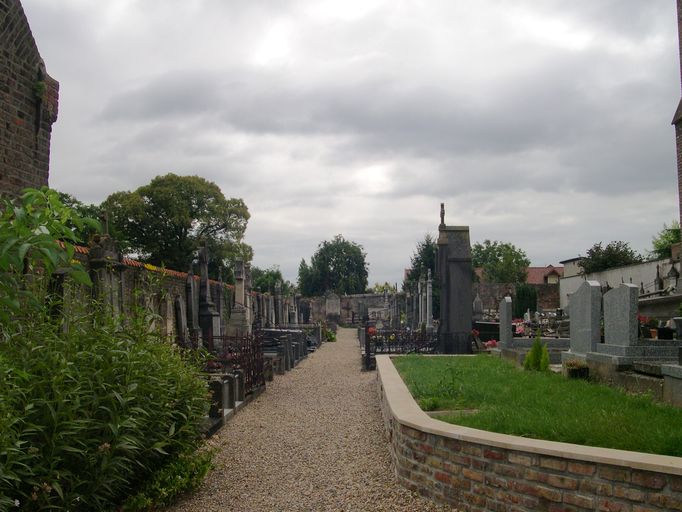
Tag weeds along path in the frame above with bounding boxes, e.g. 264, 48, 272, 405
169, 327, 452, 512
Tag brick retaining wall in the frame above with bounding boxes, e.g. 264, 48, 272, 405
377, 355, 682, 511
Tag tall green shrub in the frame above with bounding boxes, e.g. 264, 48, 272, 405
513, 283, 537, 319
0, 189, 210, 511
523, 331, 549, 372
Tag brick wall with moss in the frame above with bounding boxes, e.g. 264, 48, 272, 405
0, 0, 59, 197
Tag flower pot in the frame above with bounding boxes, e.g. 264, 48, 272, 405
658, 326, 674, 340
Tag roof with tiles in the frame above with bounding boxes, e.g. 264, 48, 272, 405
69, 243, 235, 289
474, 265, 563, 284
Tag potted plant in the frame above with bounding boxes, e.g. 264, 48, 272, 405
647, 317, 659, 339
565, 359, 589, 379
638, 314, 650, 339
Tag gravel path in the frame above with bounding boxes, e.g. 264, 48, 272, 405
169, 327, 452, 512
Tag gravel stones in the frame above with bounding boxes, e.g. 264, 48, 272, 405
169, 328, 453, 512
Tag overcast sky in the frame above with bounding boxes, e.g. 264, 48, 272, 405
21, 0, 682, 286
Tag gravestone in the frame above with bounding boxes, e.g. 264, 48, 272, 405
174, 296, 189, 346
604, 283, 638, 347
275, 281, 282, 326
325, 293, 341, 321
426, 269, 434, 331
473, 293, 484, 322
568, 280, 601, 355
436, 204, 473, 353
186, 269, 201, 344
499, 296, 513, 348
198, 241, 221, 348
227, 260, 249, 336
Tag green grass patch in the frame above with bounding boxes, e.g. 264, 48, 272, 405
393, 354, 682, 457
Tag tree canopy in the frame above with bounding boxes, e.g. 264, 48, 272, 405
471, 240, 530, 283
650, 221, 681, 260
403, 234, 439, 318
578, 241, 643, 274
297, 235, 368, 296
251, 265, 293, 295
101, 174, 250, 278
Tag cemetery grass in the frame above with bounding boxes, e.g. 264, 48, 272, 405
393, 354, 682, 457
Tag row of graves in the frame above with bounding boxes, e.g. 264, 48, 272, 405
495, 280, 682, 407
83, 233, 328, 435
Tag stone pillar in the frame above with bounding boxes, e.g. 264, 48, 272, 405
604, 283, 638, 347
227, 260, 249, 336
417, 278, 423, 326
426, 269, 433, 331
186, 269, 201, 345
198, 241, 221, 349
499, 296, 513, 348
275, 281, 282, 326
87, 233, 125, 315
568, 280, 602, 356
436, 204, 473, 353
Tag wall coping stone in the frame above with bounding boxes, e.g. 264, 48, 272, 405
377, 354, 682, 475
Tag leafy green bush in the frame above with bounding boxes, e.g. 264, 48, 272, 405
0, 189, 210, 511
122, 448, 214, 511
0, 308, 209, 510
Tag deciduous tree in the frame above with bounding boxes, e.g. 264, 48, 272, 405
650, 221, 681, 260
297, 235, 368, 296
472, 240, 530, 283
579, 241, 643, 274
101, 174, 250, 277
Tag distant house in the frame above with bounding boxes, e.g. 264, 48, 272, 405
474, 265, 564, 284
526, 265, 564, 285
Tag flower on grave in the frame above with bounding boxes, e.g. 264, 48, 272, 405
471, 329, 480, 338
637, 314, 650, 326
484, 339, 498, 348
389, 334, 396, 342
367, 327, 377, 336
13, 499, 19, 507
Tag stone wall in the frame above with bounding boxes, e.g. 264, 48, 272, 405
473, 283, 560, 315
378, 355, 682, 511
1, 0, 59, 197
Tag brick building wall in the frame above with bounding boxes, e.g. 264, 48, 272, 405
664, 0, 682, 249
1, 0, 58, 197
378, 355, 682, 512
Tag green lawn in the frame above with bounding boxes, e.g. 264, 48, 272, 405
393, 354, 682, 457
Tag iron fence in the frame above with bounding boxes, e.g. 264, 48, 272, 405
210, 333, 265, 395
368, 329, 439, 355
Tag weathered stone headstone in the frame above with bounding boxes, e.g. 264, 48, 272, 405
174, 296, 189, 346
325, 292, 341, 321
499, 296, 513, 348
426, 269, 433, 331
473, 293, 484, 322
198, 241, 221, 347
603, 283, 638, 347
569, 280, 601, 355
436, 204, 473, 353
227, 259, 249, 336
186, 269, 201, 344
